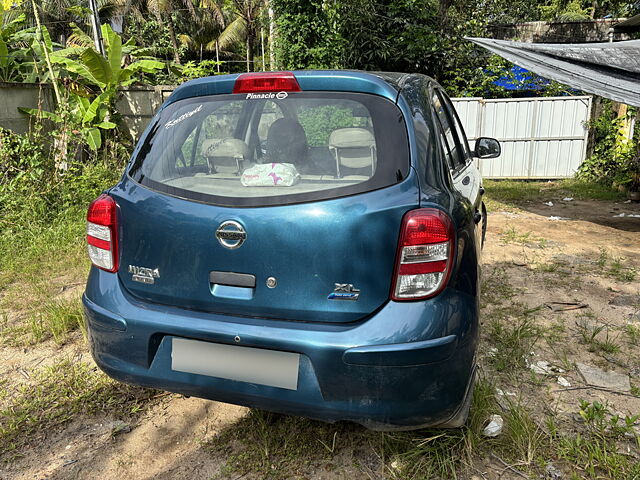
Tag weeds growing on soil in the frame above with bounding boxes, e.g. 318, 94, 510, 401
500, 226, 548, 248
595, 249, 637, 283
0, 359, 157, 460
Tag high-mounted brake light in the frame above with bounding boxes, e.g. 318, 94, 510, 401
232, 72, 301, 94
86, 194, 118, 273
391, 208, 455, 301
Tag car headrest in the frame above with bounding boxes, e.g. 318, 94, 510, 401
265, 118, 308, 163
328, 128, 375, 150
329, 128, 376, 170
202, 138, 249, 159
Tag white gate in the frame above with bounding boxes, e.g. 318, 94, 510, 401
452, 96, 592, 179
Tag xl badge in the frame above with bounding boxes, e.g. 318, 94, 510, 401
328, 283, 360, 301
129, 265, 160, 284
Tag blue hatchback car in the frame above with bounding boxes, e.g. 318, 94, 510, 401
83, 70, 500, 430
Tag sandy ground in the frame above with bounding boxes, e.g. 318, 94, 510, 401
1, 196, 639, 480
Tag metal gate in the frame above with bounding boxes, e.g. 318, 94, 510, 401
452, 96, 592, 179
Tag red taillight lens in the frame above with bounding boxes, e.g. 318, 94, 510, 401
232, 72, 301, 94
391, 209, 454, 301
86, 194, 118, 273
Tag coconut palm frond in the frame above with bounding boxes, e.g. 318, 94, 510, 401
211, 15, 244, 51
146, 0, 172, 14
199, 0, 225, 27
177, 33, 192, 47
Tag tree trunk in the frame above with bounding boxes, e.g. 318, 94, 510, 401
155, 10, 181, 64
246, 29, 255, 72
438, 0, 453, 31
268, 2, 276, 70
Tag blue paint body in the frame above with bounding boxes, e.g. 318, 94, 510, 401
83, 70, 481, 430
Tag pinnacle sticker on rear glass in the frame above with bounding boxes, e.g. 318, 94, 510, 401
245, 91, 288, 100
164, 104, 202, 129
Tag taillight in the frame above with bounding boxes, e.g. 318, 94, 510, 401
391, 208, 455, 301
232, 72, 301, 94
86, 194, 118, 273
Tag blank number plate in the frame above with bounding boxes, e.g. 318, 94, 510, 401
171, 337, 299, 390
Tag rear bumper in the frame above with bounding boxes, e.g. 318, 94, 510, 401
83, 268, 479, 430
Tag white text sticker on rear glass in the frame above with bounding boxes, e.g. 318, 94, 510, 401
164, 104, 202, 129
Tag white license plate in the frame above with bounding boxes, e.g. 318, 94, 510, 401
171, 338, 300, 390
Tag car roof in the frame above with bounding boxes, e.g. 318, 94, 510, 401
164, 70, 437, 107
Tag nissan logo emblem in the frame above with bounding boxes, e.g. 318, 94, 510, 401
215, 220, 247, 249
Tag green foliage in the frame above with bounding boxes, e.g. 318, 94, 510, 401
18, 24, 163, 151
297, 105, 364, 146
557, 401, 640, 479
179, 59, 224, 80
577, 102, 639, 189
0, 8, 46, 82
540, 0, 591, 21
272, 0, 344, 70
0, 127, 127, 236
50, 24, 165, 93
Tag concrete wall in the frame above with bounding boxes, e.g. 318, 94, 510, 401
0, 83, 176, 140
488, 18, 631, 43
0, 83, 55, 134
116, 85, 176, 140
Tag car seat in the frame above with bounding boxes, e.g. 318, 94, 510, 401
328, 128, 376, 178
264, 118, 308, 167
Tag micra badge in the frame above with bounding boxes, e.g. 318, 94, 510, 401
129, 265, 160, 285
328, 283, 360, 301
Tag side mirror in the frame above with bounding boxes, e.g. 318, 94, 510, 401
473, 137, 501, 159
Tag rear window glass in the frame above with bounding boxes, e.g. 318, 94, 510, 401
129, 92, 409, 207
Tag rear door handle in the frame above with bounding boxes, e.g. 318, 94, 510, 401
209, 271, 256, 288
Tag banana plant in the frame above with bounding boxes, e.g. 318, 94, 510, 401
20, 23, 164, 151
0, 8, 35, 82
50, 23, 164, 97
20, 91, 116, 151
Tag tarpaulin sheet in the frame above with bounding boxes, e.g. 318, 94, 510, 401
467, 37, 640, 106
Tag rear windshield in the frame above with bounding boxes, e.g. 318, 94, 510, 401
129, 91, 409, 207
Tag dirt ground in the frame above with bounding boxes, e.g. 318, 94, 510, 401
1, 195, 639, 480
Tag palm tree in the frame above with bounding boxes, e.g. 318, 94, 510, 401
20, 0, 120, 45
177, 0, 245, 64
231, 0, 264, 72
116, 0, 200, 64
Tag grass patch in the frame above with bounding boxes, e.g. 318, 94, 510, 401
480, 265, 520, 307
209, 410, 373, 479
0, 359, 158, 460
26, 299, 84, 345
484, 179, 626, 206
0, 207, 88, 346
557, 401, 640, 479
209, 379, 501, 480
626, 324, 640, 346
594, 249, 637, 283
575, 315, 621, 355
380, 378, 496, 479
487, 305, 542, 372
500, 226, 548, 248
